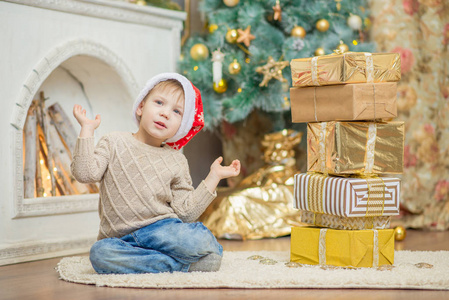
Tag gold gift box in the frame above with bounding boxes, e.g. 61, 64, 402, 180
290, 83, 397, 123
307, 121, 404, 175
300, 210, 391, 230
294, 173, 400, 218
290, 226, 394, 268
290, 52, 401, 87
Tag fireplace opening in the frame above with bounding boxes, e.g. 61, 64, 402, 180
13, 45, 138, 217
23, 91, 98, 198
21, 55, 134, 199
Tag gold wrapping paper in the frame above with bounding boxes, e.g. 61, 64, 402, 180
293, 172, 400, 217
307, 121, 404, 175
290, 83, 397, 123
290, 226, 395, 268
290, 52, 401, 87
300, 210, 391, 230
200, 130, 305, 240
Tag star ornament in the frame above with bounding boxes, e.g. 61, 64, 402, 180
255, 56, 289, 87
273, 0, 282, 21
211, 49, 225, 63
237, 26, 255, 47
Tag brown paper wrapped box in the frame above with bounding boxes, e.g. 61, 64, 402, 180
290, 52, 401, 87
307, 121, 404, 175
290, 83, 397, 123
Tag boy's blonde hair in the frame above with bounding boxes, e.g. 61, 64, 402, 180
147, 79, 184, 104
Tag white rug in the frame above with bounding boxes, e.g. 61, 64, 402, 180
56, 250, 449, 290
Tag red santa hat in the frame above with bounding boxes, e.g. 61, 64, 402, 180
132, 73, 204, 150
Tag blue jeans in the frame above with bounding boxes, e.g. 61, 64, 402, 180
89, 218, 223, 274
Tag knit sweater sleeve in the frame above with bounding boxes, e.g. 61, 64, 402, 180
70, 135, 110, 184
169, 154, 216, 223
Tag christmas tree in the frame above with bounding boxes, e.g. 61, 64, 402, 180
179, 0, 375, 131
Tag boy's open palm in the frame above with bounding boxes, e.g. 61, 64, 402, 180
73, 104, 101, 128
73, 104, 101, 137
204, 156, 241, 194
210, 157, 241, 180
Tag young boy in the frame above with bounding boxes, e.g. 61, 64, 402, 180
71, 73, 241, 274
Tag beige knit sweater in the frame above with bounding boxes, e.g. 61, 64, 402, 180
70, 131, 216, 240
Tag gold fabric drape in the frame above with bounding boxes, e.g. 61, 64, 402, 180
370, 0, 449, 230
200, 130, 305, 240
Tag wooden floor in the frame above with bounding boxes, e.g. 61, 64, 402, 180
1, 229, 449, 300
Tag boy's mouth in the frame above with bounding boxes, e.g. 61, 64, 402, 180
154, 121, 167, 129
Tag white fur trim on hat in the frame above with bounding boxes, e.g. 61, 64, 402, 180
132, 73, 196, 143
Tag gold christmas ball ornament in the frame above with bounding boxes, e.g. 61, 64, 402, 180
316, 19, 330, 32
394, 226, 407, 241
190, 43, 209, 61
291, 25, 306, 38
336, 41, 349, 53
228, 59, 241, 75
208, 24, 218, 34
213, 78, 228, 93
314, 47, 326, 56
225, 29, 239, 44
347, 14, 363, 31
223, 0, 239, 7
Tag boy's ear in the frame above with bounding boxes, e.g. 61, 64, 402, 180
136, 101, 145, 117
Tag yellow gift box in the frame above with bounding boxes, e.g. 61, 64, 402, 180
307, 121, 404, 175
290, 226, 394, 268
290, 52, 401, 87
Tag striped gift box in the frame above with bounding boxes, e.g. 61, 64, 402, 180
293, 173, 400, 217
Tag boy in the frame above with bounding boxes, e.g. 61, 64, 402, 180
71, 73, 241, 274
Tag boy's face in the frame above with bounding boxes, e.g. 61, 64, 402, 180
135, 85, 184, 147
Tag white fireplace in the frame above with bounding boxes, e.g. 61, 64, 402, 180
0, 0, 186, 265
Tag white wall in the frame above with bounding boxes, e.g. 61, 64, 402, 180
0, 0, 185, 265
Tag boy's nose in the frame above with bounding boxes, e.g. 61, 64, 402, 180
160, 110, 169, 119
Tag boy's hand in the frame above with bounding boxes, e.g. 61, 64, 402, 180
204, 156, 241, 193
73, 104, 101, 137
210, 156, 240, 179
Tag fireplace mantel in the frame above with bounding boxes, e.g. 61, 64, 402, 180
0, 0, 186, 265
5, 0, 186, 30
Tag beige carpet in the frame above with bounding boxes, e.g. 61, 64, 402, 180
57, 250, 449, 290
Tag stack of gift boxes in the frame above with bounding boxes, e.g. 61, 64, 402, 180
288, 52, 403, 268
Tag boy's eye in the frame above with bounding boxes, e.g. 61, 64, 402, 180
174, 109, 182, 115
155, 100, 163, 105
